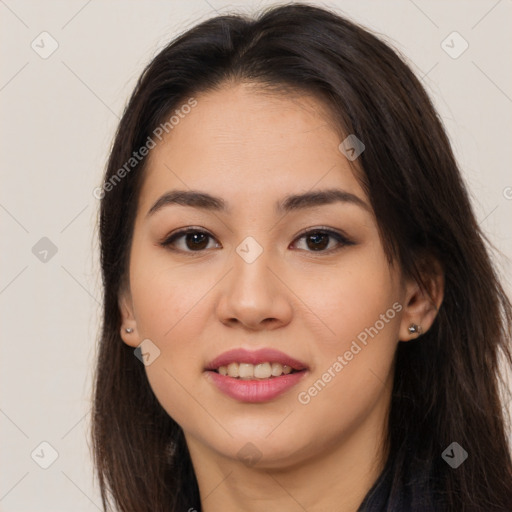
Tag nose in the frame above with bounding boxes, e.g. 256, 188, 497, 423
216, 241, 293, 331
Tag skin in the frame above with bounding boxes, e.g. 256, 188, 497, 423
119, 82, 444, 512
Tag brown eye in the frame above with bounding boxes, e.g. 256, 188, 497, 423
161, 227, 354, 255
161, 229, 218, 252
293, 229, 353, 253
305, 232, 330, 251
182, 232, 210, 250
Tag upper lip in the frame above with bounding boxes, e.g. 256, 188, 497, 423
205, 348, 308, 371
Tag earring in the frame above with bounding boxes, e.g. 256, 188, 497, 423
408, 323, 422, 335
125, 327, 134, 333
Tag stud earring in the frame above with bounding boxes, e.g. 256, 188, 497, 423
408, 323, 422, 335
125, 327, 134, 333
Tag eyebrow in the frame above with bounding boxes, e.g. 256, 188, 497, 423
146, 188, 369, 217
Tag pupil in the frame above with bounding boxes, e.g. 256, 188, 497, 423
308, 233, 328, 251
187, 233, 208, 250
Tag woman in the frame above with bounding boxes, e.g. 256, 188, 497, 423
91, 3, 512, 511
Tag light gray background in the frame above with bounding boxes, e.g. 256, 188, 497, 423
1, 0, 511, 510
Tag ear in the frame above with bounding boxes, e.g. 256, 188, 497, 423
398, 256, 444, 342
118, 286, 140, 348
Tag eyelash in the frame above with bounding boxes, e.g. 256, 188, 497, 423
159, 226, 354, 255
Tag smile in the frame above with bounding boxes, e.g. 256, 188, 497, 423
204, 347, 309, 402
215, 362, 297, 379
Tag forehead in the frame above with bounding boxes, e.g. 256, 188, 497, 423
139, 83, 368, 214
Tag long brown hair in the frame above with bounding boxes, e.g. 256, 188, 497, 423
91, 3, 512, 510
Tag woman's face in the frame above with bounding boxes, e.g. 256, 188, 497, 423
120, 83, 420, 469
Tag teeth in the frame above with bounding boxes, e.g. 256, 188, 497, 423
254, 362, 271, 379
271, 362, 283, 376
227, 362, 239, 378
239, 363, 254, 379
216, 362, 297, 379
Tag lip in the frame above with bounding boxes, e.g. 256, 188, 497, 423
205, 370, 308, 403
204, 348, 309, 403
205, 348, 308, 371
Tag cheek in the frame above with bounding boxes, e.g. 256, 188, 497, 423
129, 237, 209, 339
292, 244, 401, 353
131, 277, 200, 338
292, 248, 401, 422
129, 257, 215, 431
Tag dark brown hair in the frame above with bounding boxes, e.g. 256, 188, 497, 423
91, 3, 512, 511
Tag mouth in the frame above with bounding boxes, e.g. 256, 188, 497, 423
205, 347, 308, 376
212, 362, 303, 379
204, 348, 308, 402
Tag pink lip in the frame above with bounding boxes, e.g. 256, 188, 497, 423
205, 348, 308, 371
205, 370, 308, 403
204, 348, 309, 403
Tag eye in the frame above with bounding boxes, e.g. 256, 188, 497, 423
292, 227, 354, 253
160, 227, 219, 252
160, 226, 354, 254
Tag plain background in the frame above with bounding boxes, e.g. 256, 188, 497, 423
1, 0, 511, 510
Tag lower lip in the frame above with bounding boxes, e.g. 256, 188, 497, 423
205, 370, 308, 403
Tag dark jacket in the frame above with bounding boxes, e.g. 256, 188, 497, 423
356, 456, 440, 512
